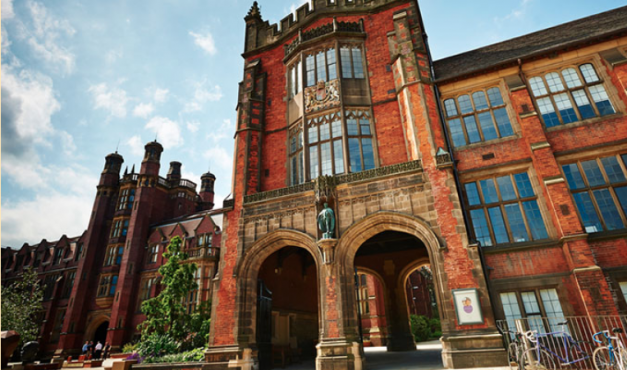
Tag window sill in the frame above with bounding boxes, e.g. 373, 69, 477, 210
587, 229, 627, 242
452, 135, 520, 152
544, 112, 623, 133
481, 239, 560, 254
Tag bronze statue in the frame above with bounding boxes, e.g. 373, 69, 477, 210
317, 203, 335, 239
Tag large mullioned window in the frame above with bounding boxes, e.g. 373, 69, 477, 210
117, 188, 135, 210
97, 274, 118, 297
340, 45, 364, 79
305, 48, 337, 87
500, 288, 567, 334
290, 109, 375, 185
562, 154, 627, 233
443, 87, 514, 147
465, 172, 548, 247
529, 63, 616, 127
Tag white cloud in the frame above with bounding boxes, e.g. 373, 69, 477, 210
207, 118, 232, 142
203, 146, 232, 169
17, 1, 76, 74
126, 135, 144, 156
189, 30, 216, 55
133, 102, 154, 118
183, 81, 222, 112
88, 83, 129, 118
105, 49, 123, 64
186, 120, 200, 133
2, 66, 59, 146
145, 116, 183, 149
494, 0, 532, 26
57, 130, 76, 155
2, 0, 14, 20
153, 88, 169, 102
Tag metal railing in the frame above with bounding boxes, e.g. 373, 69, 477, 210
498, 316, 627, 369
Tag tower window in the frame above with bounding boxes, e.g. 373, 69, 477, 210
340, 45, 364, 79
305, 48, 337, 87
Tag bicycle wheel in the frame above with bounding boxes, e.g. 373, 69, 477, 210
569, 341, 591, 364
521, 348, 556, 370
507, 342, 519, 370
617, 347, 627, 370
593, 346, 616, 370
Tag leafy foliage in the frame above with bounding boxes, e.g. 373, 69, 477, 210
136, 236, 212, 360
1, 268, 45, 345
121, 342, 138, 354
138, 236, 198, 340
410, 315, 441, 342
141, 347, 206, 363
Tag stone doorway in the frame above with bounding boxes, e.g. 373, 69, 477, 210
353, 230, 440, 353
93, 321, 109, 347
256, 245, 319, 369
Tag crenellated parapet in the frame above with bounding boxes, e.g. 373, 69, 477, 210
243, 0, 406, 55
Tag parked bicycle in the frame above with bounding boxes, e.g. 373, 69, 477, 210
593, 327, 627, 370
521, 321, 590, 370
504, 329, 526, 370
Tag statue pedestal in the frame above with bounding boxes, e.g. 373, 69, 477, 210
317, 238, 337, 264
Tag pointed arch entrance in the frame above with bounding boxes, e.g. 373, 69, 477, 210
234, 230, 324, 369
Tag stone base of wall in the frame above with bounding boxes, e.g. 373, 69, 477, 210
441, 332, 507, 368
316, 340, 363, 370
204, 346, 253, 370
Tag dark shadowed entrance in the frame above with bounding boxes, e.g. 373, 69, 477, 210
256, 246, 319, 369
93, 321, 109, 346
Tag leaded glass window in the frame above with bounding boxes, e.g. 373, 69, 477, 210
443, 86, 514, 147
529, 63, 616, 128
465, 172, 548, 247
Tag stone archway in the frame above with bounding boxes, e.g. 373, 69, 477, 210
335, 211, 449, 341
233, 229, 325, 367
84, 315, 110, 347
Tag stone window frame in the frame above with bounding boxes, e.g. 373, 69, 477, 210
53, 247, 64, 265
560, 152, 627, 234
442, 84, 516, 148
356, 273, 372, 316
463, 170, 550, 248
104, 244, 124, 266
496, 287, 569, 334
288, 123, 305, 186
97, 273, 118, 297
137, 276, 156, 311
527, 60, 618, 129
339, 43, 365, 80
147, 243, 159, 264
304, 45, 338, 88
184, 266, 201, 314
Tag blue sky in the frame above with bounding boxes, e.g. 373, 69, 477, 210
1, 0, 623, 247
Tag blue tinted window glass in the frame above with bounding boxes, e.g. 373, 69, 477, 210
333, 140, 344, 174
593, 189, 624, 230
505, 203, 529, 242
349, 138, 361, 172
514, 173, 535, 198
588, 85, 615, 116
308, 125, 318, 144
487, 87, 504, 106
327, 48, 337, 80
465, 183, 481, 206
360, 118, 371, 135
497, 176, 516, 201
464, 116, 481, 143
340, 47, 351, 78
581, 160, 605, 187
110, 276, 118, 296
480, 179, 499, 204
470, 209, 492, 247
488, 207, 509, 244
316, 51, 326, 82
600, 156, 626, 184
572, 192, 603, 233
478, 111, 497, 141
347, 118, 358, 135
554, 93, 577, 124
352, 48, 364, 79
362, 138, 375, 170
615, 186, 627, 218
309, 146, 318, 179
571, 90, 595, 120
444, 99, 458, 117
448, 119, 466, 147
493, 108, 513, 137
562, 164, 585, 190
458, 95, 473, 114
320, 122, 330, 141
523, 201, 548, 240
306, 55, 315, 87
472, 91, 489, 110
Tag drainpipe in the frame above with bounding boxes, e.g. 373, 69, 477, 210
421, 20, 497, 321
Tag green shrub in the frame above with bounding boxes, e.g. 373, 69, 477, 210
429, 318, 441, 337
142, 347, 206, 364
137, 333, 180, 359
121, 342, 138, 354
410, 314, 431, 342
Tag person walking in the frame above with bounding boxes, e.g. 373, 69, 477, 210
94, 342, 103, 359
82, 342, 89, 355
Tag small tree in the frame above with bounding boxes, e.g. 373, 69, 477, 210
1, 267, 45, 344
139, 236, 198, 340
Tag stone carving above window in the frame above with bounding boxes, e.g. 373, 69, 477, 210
304, 79, 340, 113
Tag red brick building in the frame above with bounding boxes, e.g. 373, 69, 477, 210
204, 1, 627, 369
1, 141, 222, 358
3, 1, 627, 369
